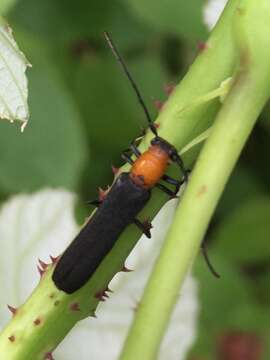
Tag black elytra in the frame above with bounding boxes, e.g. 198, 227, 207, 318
52, 173, 151, 293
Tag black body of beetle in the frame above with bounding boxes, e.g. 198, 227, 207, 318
52, 172, 151, 293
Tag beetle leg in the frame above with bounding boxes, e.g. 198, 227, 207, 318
171, 152, 190, 183
134, 218, 152, 238
121, 152, 134, 165
87, 199, 102, 207
162, 174, 184, 195
130, 143, 141, 158
201, 240, 220, 278
155, 183, 178, 199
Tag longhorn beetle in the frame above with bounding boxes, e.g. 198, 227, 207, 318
52, 32, 218, 294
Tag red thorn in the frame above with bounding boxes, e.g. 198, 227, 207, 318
7, 305, 17, 316
164, 83, 175, 96
98, 187, 110, 201
111, 165, 119, 175
50, 255, 59, 264
34, 318, 41, 326
98, 188, 105, 201
132, 300, 140, 313
38, 259, 49, 270
90, 309, 97, 318
8, 335, 15, 342
44, 352, 54, 360
70, 302, 80, 312
154, 122, 160, 129
37, 265, 45, 277
121, 265, 133, 273
106, 286, 113, 293
94, 288, 110, 302
94, 291, 106, 302
197, 41, 208, 52
153, 99, 164, 112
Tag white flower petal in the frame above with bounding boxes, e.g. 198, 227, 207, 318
0, 21, 30, 128
56, 199, 199, 360
203, 0, 228, 30
0, 189, 78, 327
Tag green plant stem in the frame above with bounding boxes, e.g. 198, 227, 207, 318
120, 70, 270, 360
120, 1, 270, 359
0, 0, 242, 359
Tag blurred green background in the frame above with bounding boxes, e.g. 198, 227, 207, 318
2, 1, 270, 359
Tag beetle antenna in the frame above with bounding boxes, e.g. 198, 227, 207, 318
104, 31, 157, 136
201, 242, 220, 278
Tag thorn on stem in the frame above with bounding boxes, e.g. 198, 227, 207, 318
94, 288, 110, 302
90, 311, 97, 318
44, 352, 54, 360
70, 302, 80, 312
98, 187, 110, 201
34, 318, 42, 326
111, 165, 119, 175
7, 305, 17, 316
164, 83, 175, 96
121, 265, 133, 273
153, 99, 164, 111
38, 259, 49, 270
8, 335, 15, 342
50, 255, 59, 264
37, 265, 45, 278
197, 41, 208, 52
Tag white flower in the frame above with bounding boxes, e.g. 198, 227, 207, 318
0, 189, 78, 327
0, 189, 198, 359
203, 0, 229, 30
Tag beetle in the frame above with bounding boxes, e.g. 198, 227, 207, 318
52, 32, 217, 294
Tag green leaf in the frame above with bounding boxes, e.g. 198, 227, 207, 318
191, 254, 254, 358
0, 21, 30, 126
248, 270, 270, 305
213, 196, 270, 265
73, 55, 167, 146
0, 34, 88, 192
9, 0, 115, 42
8, 0, 153, 47
125, 0, 207, 41
194, 254, 253, 330
216, 166, 266, 218
229, 303, 270, 333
